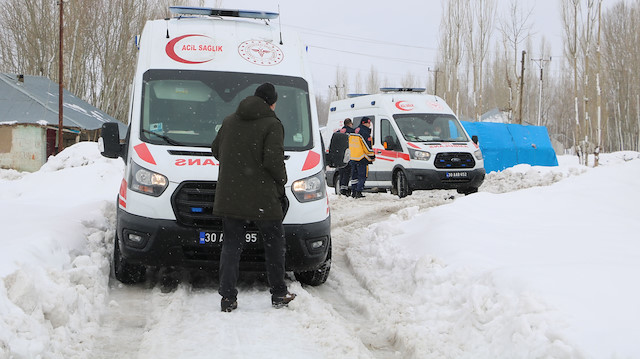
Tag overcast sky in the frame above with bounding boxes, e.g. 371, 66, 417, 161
206, 0, 574, 96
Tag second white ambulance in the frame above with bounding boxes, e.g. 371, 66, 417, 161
325, 88, 485, 197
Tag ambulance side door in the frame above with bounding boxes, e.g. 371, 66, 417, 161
373, 118, 403, 183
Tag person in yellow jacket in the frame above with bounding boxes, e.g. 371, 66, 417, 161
349, 117, 374, 198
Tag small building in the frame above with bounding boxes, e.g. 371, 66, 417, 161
0, 73, 127, 172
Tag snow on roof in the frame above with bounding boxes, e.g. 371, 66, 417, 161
0, 73, 127, 137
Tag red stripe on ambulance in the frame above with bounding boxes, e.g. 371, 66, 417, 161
301, 151, 321, 171
134, 143, 156, 165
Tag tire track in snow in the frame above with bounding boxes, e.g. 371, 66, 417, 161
91, 282, 154, 358
306, 190, 457, 358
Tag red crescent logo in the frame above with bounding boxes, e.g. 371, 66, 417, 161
395, 101, 414, 111
166, 35, 220, 64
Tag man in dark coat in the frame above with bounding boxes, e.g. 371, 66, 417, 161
337, 118, 355, 196
351, 117, 373, 198
211, 82, 296, 312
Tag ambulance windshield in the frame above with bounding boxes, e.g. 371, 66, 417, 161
140, 70, 313, 150
393, 114, 469, 142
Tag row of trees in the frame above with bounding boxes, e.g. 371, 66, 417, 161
323, 0, 639, 157
1, 0, 637, 155
0, 0, 208, 122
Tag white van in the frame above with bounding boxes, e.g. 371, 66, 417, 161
325, 88, 485, 197
99, 7, 331, 286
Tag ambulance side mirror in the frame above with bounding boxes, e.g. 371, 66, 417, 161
326, 132, 350, 168
472, 135, 479, 145
99, 122, 123, 159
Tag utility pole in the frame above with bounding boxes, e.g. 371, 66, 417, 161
428, 67, 440, 96
531, 56, 552, 126
328, 84, 344, 100
518, 51, 526, 125
57, 0, 66, 154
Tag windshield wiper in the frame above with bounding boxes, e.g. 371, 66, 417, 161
142, 129, 186, 146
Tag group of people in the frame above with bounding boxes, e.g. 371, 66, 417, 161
337, 117, 373, 199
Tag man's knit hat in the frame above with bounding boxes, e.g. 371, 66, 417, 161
254, 83, 278, 105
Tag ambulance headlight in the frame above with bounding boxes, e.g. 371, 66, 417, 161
130, 162, 168, 197
409, 149, 431, 161
292, 172, 326, 202
474, 149, 483, 160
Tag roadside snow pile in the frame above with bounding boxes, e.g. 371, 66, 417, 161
0, 143, 123, 358
0, 168, 25, 182
343, 206, 579, 358
480, 151, 640, 194
39, 142, 110, 172
340, 152, 640, 358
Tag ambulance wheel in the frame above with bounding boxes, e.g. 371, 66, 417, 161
394, 170, 410, 198
113, 235, 146, 284
457, 187, 478, 195
294, 244, 331, 286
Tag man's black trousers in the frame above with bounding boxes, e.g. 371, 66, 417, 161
218, 217, 288, 300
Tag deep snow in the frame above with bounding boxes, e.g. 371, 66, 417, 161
1, 143, 639, 358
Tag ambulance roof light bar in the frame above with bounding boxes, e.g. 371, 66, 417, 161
380, 88, 426, 93
169, 6, 279, 20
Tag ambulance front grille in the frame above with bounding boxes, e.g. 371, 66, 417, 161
434, 152, 475, 169
171, 181, 221, 228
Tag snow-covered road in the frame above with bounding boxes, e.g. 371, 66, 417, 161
2, 144, 639, 358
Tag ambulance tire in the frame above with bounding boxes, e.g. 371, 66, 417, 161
113, 235, 147, 284
395, 170, 410, 198
294, 244, 331, 286
333, 173, 340, 195
457, 187, 478, 195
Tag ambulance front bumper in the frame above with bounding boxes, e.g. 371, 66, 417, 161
406, 168, 486, 190
115, 207, 331, 272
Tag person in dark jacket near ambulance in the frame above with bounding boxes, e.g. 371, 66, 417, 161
337, 118, 355, 196
211, 83, 296, 312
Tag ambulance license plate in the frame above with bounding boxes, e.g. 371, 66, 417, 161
198, 231, 260, 244
445, 172, 468, 179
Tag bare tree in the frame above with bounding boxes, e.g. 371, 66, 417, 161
602, 0, 640, 152
366, 65, 381, 94
402, 71, 418, 89
438, 0, 467, 115
498, 0, 533, 123
464, 0, 497, 121
561, 0, 582, 160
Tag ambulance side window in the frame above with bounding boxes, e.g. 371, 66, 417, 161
381, 119, 400, 151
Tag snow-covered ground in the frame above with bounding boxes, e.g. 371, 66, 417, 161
1, 143, 639, 358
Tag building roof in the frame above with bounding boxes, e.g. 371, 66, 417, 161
0, 73, 127, 137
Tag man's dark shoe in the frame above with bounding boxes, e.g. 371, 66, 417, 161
340, 189, 348, 196
272, 292, 296, 308
353, 191, 365, 198
221, 297, 238, 312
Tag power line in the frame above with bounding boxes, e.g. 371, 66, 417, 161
283, 23, 439, 52
308, 45, 435, 66
309, 61, 432, 79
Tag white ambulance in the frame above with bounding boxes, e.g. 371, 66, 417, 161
325, 88, 485, 197
99, 7, 331, 286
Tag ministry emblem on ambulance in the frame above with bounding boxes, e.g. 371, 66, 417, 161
238, 40, 284, 66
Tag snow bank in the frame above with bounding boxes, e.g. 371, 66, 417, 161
0, 143, 123, 358
345, 152, 640, 358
